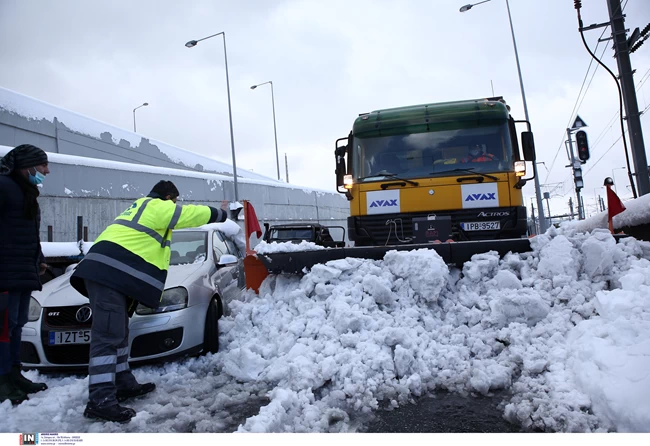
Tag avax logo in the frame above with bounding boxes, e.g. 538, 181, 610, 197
465, 193, 496, 202
369, 199, 398, 208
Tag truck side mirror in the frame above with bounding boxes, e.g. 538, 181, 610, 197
335, 145, 348, 193
521, 131, 536, 161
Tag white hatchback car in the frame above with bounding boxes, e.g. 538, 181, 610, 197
20, 221, 246, 371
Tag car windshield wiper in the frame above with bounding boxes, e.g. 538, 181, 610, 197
358, 172, 419, 186
431, 168, 498, 181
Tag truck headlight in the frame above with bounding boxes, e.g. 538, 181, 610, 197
514, 161, 526, 177
136, 287, 189, 315
28, 297, 42, 322
344, 174, 354, 189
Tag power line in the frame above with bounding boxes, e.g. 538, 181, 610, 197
544, 0, 630, 183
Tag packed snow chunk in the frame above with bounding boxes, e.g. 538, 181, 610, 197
488, 289, 551, 327
222, 347, 268, 382
383, 249, 447, 302
568, 312, 650, 432
362, 273, 394, 305
537, 235, 580, 283
462, 251, 500, 282
580, 231, 618, 278
487, 270, 522, 290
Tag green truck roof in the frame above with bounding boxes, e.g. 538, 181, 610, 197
353, 97, 511, 137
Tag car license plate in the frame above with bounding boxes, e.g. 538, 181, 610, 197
461, 221, 501, 231
49, 330, 91, 345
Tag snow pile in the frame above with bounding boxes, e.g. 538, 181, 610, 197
3, 226, 650, 433
254, 240, 326, 254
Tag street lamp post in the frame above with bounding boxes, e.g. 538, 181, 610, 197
185, 32, 239, 201
612, 167, 626, 194
251, 81, 281, 181
133, 102, 148, 132
460, 0, 547, 233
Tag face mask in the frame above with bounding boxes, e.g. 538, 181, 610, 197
28, 169, 45, 185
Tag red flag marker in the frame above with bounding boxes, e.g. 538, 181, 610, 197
606, 184, 626, 233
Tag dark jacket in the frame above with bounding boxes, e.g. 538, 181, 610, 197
0, 175, 44, 292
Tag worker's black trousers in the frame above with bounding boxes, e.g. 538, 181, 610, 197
85, 279, 138, 407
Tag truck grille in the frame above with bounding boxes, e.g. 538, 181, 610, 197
352, 208, 521, 244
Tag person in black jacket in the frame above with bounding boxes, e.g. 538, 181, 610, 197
0, 144, 50, 405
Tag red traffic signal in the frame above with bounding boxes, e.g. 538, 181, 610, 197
576, 130, 589, 162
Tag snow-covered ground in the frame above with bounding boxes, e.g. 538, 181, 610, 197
2, 221, 650, 433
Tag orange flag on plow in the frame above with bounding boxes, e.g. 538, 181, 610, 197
242, 200, 268, 292
606, 185, 626, 234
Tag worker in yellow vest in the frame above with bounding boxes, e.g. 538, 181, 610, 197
71, 180, 228, 423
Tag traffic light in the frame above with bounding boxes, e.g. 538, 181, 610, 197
573, 166, 584, 190
576, 130, 590, 162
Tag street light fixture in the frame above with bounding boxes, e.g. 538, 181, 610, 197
133, 102, 148, 133
251, 81, 281, 181
185, 31, 239, 201
460, 0, 547, 234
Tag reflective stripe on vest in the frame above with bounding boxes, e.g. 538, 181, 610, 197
113, 198, 174, 248
83, 252, 165, 291
161, 205, 183, 247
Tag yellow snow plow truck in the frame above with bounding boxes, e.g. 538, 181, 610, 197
256, 97, 537, 274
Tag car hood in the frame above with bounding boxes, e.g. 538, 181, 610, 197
33, 270, 88, 307
166, 262, 207, 287
33, 262, 207, 308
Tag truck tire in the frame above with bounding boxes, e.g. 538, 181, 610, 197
203, 297, 220, 354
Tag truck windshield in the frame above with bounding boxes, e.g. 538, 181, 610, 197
352, 122, 514, 181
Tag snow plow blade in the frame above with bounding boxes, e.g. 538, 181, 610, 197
256, 238, 532, 274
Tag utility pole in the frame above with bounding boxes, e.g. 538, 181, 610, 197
285, 153, 290, 183
607, 0, 650, 195
568, 197, 574, 219
530, 199, 537, 235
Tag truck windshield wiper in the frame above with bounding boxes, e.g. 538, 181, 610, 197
358, 172, 419, 186
431, 168, 498, 181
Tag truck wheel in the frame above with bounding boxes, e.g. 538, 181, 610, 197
203, 297, 220, 354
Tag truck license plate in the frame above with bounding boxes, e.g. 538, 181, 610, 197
461, 221, 500, 231
49, 330, 91, 345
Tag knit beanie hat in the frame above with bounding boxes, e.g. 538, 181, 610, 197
0, 144, 48, 175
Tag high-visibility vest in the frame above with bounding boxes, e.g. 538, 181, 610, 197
71, 197, 213, 309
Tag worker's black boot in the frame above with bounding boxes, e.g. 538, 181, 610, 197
116, 382, 156, 402
83, 403, 136, 423
11, 365, 48, 394
0, 373, 28, 405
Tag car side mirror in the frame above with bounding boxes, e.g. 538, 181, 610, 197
217, 254, 238, 266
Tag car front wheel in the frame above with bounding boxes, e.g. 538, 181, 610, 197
203, 297, 220, 354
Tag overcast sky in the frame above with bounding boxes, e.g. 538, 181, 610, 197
1, 0, 649, 218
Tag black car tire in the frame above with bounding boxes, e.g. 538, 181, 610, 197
203, 297, 220, 354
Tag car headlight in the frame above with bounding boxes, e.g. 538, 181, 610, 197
135, 287, 189, 315
28, 297, 42, 322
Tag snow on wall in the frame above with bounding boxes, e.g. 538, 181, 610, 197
0, 87, 274, 183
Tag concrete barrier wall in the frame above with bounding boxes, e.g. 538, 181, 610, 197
0, 88, 350, 244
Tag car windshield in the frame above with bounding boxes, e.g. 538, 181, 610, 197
352, 122, 514, 181
170, 231, 208, 265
